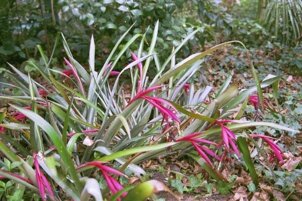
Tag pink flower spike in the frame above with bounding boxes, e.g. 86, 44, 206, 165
82, 128, 99, 135
64, 58, 85, 95
201, 145, 222, 161
127, 85, 179, 123
33, 153, 55, 201
99, 165, 126, 177
192, 142, 214, 167
62, 69, 73, 77
176, 132, 217, 146
143, 96, 179, 122
215, 119, 234, 125
176, 132, 201, 142
109, 71, 120, 76
127, 85, 162, 105
0, 126, 5, 133
229, 137, 240, 157
249, 94, 259, 110
102, 172, 118, 194
131, 52, 143, 92
220, 125, 240, 157
131, 52, 143, 71
13, 112, 27, 121
0, 170, 33, 184
78, 161, 126, 197
177, 132, 219, 166
38, 89, 48, 97
251, 134, 283, 163
183, 83, 190, 94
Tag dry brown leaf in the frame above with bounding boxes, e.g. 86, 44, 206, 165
259, 183, 273, 193
281, 153, 302, 171
231, 186, 248, 201
251, 191, 270, 201
296, 183, 302, 194
272, 189, 285, 201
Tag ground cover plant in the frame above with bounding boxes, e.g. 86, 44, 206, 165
0, 21, 300, 201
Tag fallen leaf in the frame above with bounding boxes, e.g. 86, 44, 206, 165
259, 183, 273, 193
232, 186, 248, 201
272, 189, 285, 201
286, 75, 293, 82
251, 191, 270, 201
281, 153, 302, 171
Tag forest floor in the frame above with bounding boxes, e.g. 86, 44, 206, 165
144, 64, 302, 201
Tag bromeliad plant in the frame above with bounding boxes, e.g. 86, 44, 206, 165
0, 22, 298, 200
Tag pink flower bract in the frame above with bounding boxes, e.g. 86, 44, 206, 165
0, 126, 5, 133
78, 161, 126, 199
38, 89, 48, 97
215, 120, 240, 157
62, 69, 73, 77
177, 132, 220, 167
128, 86, 179, 122
33, 153, 55, 201
250, 134, 283, 163
109, 71, 120, 76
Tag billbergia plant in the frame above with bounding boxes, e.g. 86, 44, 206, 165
0, 22, 297, 200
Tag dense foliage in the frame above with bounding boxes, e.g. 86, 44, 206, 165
0, 0, 301, 200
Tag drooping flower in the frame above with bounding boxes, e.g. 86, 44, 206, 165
250, 134, 283, 163
78, 161, 126, 198
177, 132, 220, 167
33, 153, 55, 201
128, 86, 179, 122
215, 119, 240, 157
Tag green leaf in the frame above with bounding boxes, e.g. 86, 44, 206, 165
247, 182, 256, 192
97, 142, 176, 162
0, 169, 37, 191
155, 41, 241, 86
67, 133, 82, 154
237, 137, 259, 186
10, 105, 82, 193
170, 101, 215, 123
